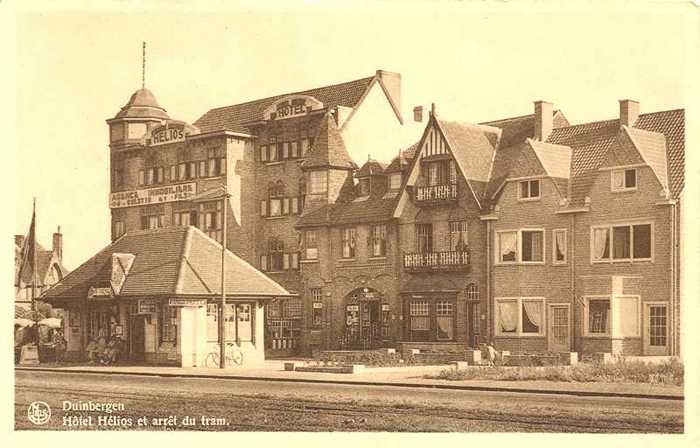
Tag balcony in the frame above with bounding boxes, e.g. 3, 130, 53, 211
414, 184, 457, 204
403, 250, 470, 272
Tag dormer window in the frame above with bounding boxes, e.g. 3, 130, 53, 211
519, 179, 540, 200
358, 178, 370, 196
389, 173, 402, 190
611, 168, 637, 192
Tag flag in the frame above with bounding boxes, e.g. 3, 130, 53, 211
16, 201, 36, 287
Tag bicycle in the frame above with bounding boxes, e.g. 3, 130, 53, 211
204, 342, 244, 368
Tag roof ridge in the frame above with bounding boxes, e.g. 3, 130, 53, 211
201, 75, 376, 113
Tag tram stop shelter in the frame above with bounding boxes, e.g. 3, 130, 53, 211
42, 226, 294, 367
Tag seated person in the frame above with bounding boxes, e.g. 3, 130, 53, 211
85, 339, 98, 363
95, 336, 108, 363
103, 336, 123, 364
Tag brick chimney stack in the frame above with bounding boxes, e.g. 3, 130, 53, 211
413, 106, 424, 123
534, 100, 553, 141
619, 99, 640, 127
53, 226, 63, 262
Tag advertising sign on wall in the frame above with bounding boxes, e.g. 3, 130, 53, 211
109, 182, 196, 209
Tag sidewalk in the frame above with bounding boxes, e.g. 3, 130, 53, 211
15, 360, 683, 400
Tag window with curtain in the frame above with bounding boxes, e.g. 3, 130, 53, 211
497, 231, 517, 262
410, 301, 430, 331
553, 229, 567, 264
592, 224, 651, 262
436, 301, 454, 340
592, 227, 610, 261
521, 230, 544, 262
341, 227, 356, 258
305, 230, 318, 260
521, 300, 543, 334
449, 221, 468, 251
588, 299, 610, 334
371, 224, 387, 257
496, 300, 518, 334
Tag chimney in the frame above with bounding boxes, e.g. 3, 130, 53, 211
413, 106, 424, 123
619, 99, 639, 127
534, 100, 553, 141
53, 226, 63, 261
375, 70, 402, 114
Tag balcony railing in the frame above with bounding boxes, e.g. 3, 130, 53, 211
403, 250, 470, 272
415, 184, 457, 203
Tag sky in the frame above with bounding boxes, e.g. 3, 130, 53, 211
6, 1, 697, 270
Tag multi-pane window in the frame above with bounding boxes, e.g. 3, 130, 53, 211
284, 299, 303, 318
611, 168, 637, 192
497, 231, 517, 262
141, 214, 165, 230
449, 221, 468, 251
424, 160, 453, 186
198, 201, 222, 242
269, 183, 284, 217
341, 227, 357, 258
160, 304, 177, 343
416, 224, 433, 253
649, 305, 667, 347
436, 301, 454, 340
207, 149, 226, 177
311, 289, 323, 327
260, 182, 300, 218
215, 303, 253, 342
371, 224, 387, 257
268, 238, 285, 272
305, 230, 318, 260
519, 179, 540, 199
591, 223, 652, 262
309, 171, 327, 194
495, 298, 544, 336
553, 229, 567, 264
409, 301, 430, 331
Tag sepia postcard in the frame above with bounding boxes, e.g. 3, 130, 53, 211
3, 0, 699, 446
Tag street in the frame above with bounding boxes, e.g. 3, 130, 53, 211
15, 370, 682, 432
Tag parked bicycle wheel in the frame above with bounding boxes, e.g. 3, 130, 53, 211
204, 352, 220, 368
229, 349, 244, 366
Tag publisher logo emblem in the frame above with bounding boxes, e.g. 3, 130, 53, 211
27, 401, 51, 425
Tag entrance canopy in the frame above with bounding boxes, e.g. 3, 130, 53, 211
42, 226, 294, 306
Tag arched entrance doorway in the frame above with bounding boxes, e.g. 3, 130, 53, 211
343, 287, 385, 349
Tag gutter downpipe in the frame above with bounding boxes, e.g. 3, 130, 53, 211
486, 219, 491, 343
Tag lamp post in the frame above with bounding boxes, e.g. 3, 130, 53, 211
219, 185, 230, 369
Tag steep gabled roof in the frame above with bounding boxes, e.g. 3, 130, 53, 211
623, 126, 669, 193
193, 76, 375, 134
43, 227, 292, 301
15, 240, 69, 288
355, 159, 386, 178
527, 139, 572, 180
300, 113, 356, 170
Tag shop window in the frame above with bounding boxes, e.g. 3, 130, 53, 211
371, 224, 387, 257
236, 304, 252, 342
207, 304, 218, 341
611, 168, 637, 192
591, 223, 652, 262
416, 224, 433, 253
519, 179, 541, 200
553, 229, 567, 264
341, 227, 356, 258
160, 305, 177, 344
449, 221, 468, 251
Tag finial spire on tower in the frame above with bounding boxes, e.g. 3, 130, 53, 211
142, 41, 146, 89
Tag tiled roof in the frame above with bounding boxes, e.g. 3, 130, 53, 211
528, 139, 572, 179
355, 159, 386, 178
547, 109, 684, 205
43, 227, 292, 301
15, 240, 69, 287
295, 194, 399, 229
300, 113, 357, 170
193, 76, 375, 134
438, 120, 499, 183
624, 127, 669, 193
480, 110, 568, 148
385, 141, 419, 173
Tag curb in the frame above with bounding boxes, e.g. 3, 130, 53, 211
15, 367, 683, 401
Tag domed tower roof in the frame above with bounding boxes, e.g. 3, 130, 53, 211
113, 88, 170, 120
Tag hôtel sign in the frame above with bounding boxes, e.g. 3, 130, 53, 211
110, 182, 197, 209
263, 95, 324, 121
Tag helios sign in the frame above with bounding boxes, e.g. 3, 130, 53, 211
149, 122, 189, 146
110, 182, 197, 209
